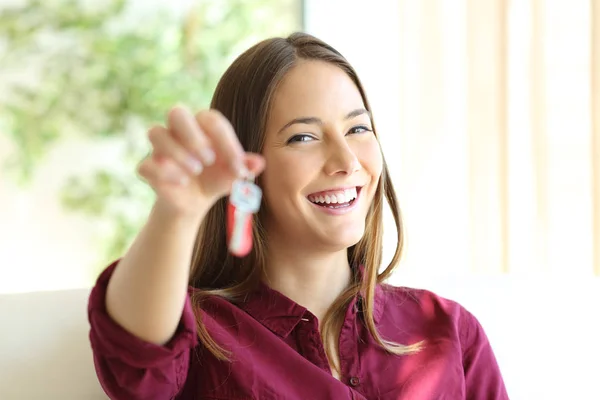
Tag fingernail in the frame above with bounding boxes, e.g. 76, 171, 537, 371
168, 174, 188, 185
200, 148, 216, 166
187, 157, 203, 175
234, 162, 248, 178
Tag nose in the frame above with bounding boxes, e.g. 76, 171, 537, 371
323, 138, 361, 176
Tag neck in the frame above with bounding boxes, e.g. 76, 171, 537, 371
263, 244, 352, 322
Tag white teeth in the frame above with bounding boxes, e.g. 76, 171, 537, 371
309, 187, 358, 205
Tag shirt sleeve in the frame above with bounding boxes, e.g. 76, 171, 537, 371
459, 307, 510, 400
87, 260, 198, 400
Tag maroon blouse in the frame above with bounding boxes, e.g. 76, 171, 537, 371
88, 262, 509, 399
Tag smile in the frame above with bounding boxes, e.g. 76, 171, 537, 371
306, 186, 363, 215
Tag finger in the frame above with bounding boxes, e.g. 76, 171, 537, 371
147, 125, 203, 176
243, 153, 266, 177
167, 106, 216, 166
138, 155, 190, 186
195, 110, 246, 176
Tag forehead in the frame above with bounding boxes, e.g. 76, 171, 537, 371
268, 60, 366, 124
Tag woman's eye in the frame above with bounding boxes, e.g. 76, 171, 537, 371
348, 125, 372, 135
287, 134, 315, 144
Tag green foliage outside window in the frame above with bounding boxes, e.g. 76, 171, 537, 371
0, 0, 302, 272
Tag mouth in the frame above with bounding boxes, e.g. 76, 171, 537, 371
306, 186, 363, 210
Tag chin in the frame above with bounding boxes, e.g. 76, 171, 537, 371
319, 228, 365, 251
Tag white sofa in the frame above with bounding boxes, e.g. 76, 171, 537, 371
0, 288, 107, 399
1, 276, 599, 399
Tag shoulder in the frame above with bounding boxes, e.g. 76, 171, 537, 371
375, 285, 508, 397
376, 284, 483, 345
377, 286, 509, 397
378, 284, 466, 320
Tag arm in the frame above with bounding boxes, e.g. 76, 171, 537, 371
105, 107, 260, 345
105, 202, 206, 345
88, 257, 198, 400
87, 108, 265, 399
88, 202, 206, 400
460, 308, 510, 400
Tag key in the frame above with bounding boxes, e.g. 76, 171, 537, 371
227, 174, 262, 257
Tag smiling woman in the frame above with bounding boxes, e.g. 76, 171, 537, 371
261, 60, 382, 258
87, 32, 509, 399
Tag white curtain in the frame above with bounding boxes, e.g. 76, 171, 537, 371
308, 0, 600, 276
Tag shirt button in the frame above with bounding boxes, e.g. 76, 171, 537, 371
349, 376, 360, 387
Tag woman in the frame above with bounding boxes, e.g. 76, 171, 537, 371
88, 32, 509, 399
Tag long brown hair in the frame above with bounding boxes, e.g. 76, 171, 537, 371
189, 32, 421, 366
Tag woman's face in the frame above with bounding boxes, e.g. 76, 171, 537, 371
260, 60, 383, 252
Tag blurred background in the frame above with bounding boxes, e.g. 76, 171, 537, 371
0, 0, 599, 399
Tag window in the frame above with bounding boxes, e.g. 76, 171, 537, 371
0, 0, 303, 294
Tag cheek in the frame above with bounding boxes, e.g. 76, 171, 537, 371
260, 153, 304, 209
357, 137, 384, 176
263, 153, 297, 187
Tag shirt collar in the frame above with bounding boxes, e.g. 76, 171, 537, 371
353, 284, 385, 325
353, 264, 385, 324
237, 266, 385, 338
238, 281, 308, 338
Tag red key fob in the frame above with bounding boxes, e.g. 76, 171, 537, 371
227, 178, 262, 257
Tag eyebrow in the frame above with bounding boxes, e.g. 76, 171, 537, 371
277, 108, 371, 135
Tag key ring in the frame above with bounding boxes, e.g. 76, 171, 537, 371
240, 167, 255, 183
